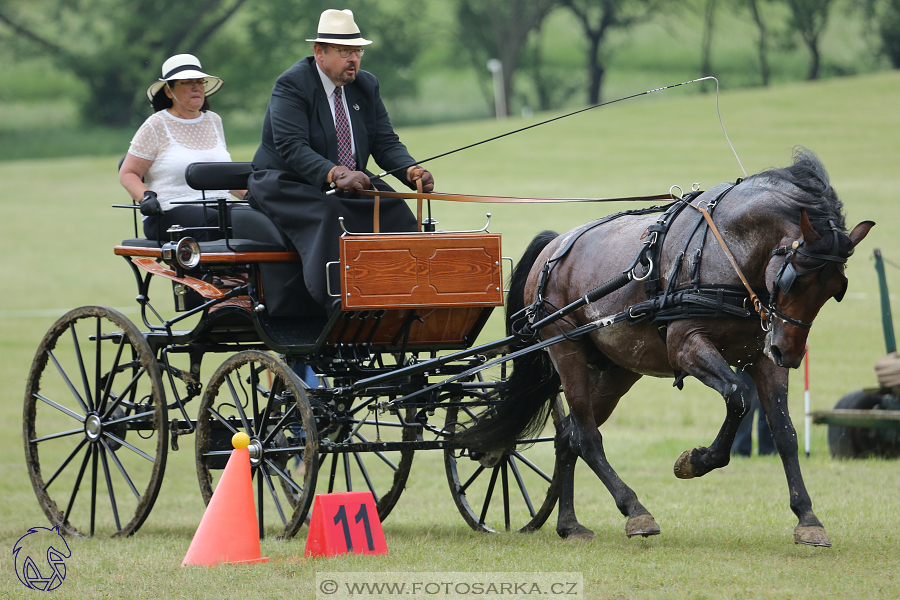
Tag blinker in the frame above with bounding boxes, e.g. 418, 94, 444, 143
778, 263, 797, 294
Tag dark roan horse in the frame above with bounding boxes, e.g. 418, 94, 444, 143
455, 149, 874, 546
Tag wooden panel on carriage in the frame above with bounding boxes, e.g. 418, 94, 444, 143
339, 233, 503, 310
325, 306, 491, 348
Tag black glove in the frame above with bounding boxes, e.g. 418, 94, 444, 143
139, 190, 162, 216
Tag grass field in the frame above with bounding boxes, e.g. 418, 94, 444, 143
1, 72, 899, 599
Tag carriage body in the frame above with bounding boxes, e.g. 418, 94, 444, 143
23, 161, 562, 539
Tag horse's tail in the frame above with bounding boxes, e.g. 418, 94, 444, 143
451, 230, 561, 454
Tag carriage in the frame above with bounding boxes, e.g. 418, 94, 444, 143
23, 160, 563, 539
23, 151, 872, 546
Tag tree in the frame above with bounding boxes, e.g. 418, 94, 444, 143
455, 0, 559, 116
856, 0, 900, 68
561, 0, 658, 105
0, 0, 248, 126
744, 0, 772, 85
781, 0, 834, 79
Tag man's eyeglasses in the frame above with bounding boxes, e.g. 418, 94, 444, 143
329, 45, 365, 58
172, 79, 208, 87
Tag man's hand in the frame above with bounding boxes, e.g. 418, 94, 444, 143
139, 190, 163, 216
331, 166, 371, 192
407, 166, 434, 192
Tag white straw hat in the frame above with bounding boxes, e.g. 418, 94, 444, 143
306, 9, 372, 46
145, 54, 224, 102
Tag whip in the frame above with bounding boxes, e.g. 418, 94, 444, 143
327, 75, 745, 195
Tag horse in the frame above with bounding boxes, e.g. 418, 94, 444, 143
454, 149, 874, 546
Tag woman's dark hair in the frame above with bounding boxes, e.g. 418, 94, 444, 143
151, 83, 211, 113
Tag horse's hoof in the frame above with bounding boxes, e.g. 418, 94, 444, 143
626, 514, 661, 538
559, 524, 595, 542
794, 525, 832, 547
673, 450, 695, 479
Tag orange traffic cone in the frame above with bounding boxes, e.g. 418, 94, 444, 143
182, 432, 269, 567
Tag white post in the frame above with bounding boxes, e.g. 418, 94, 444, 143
804, 345, 811, 458
486, 59, 506, 120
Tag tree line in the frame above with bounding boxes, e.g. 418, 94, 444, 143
1, 0, 898, 127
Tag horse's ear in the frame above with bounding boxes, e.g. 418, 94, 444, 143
848, 221, 875, 248
799, 210, 821, 243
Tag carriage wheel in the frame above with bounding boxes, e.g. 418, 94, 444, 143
195, 350, 318, 539
828, 390, 899, 459
444, 394, 564, 533
24, 306, 168, 538
312, 396, 416, 523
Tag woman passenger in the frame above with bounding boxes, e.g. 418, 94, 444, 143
119, 54, 244, 241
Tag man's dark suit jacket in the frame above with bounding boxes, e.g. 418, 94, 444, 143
248, 56, 419, 312
251, 55, 417, 190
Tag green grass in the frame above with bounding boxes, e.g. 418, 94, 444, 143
1, 72, 899, 599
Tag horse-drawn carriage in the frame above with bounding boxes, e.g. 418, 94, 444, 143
23, 150, 873, 546
23, 160, 562, 540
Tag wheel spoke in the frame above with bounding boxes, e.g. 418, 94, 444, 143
31, 427, 84, 444
478, 464, 501, 525
207, 406, 240, 434
264, 458, 304, 495
353, 431, 399, 470
98, 326, 128, 416
262, 403, 297, 445
103, 431, 155, 462
63, 444, 93, 525
508, 455, 536, 518
225, 373, 253, 433
98, 444, 122, 532
68, 323, 95, 413
343, 453, 352, 491
34, 392, 85, 423
261, 465, 287, 526
510, 450, 553, 484
327, 453, 338, 493
102, 366, 147, 420
459, 464, 485, 494
501, 460, 510, 532
351, 451, 380, 504
105, 409, 157, 427
42, 437, 89, 491
90, 445, 99, 536
102, 438, 141, 500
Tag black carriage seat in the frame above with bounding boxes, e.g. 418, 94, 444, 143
184, 162, 324, 318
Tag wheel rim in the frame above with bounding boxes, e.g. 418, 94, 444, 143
23, 306, 168, 538
444, 397, 563, 533
195, 350, 318, 539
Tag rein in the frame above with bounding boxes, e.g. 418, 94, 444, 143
356, 189, 673, 204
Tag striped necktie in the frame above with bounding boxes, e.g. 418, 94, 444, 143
333, 87, 356, 170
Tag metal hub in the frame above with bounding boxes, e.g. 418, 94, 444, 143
248, 438, 263, 466
85, 414, 102, 442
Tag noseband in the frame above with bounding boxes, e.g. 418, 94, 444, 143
767, 219, 848, 330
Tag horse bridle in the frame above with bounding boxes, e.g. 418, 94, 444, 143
767, 219, 848, 330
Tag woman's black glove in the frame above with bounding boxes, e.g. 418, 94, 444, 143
139, 190, 163, 216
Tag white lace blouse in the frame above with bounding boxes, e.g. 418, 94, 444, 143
128, 110, 233, 212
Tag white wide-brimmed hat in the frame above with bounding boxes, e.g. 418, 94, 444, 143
145, 54, 224, 102
306, 9, 372, 46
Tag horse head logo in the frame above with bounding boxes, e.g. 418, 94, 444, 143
12, 525, 71, 591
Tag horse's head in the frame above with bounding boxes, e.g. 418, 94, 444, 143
763, 211, 874, 368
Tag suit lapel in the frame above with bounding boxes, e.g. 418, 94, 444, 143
306, 62, 339, 164
343, 84, 368, 170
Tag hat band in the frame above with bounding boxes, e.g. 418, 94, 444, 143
163, 64, 203, 79
316, 32, 361, 40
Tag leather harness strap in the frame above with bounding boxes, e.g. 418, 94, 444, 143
358, 189, 674, 204
687, 198, 769, 321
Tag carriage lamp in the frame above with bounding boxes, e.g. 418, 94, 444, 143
161, 237, 201, 274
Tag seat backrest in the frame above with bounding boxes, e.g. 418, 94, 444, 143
185, 161, 252, 191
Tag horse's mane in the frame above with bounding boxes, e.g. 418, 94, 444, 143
744, 147, 846, 232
